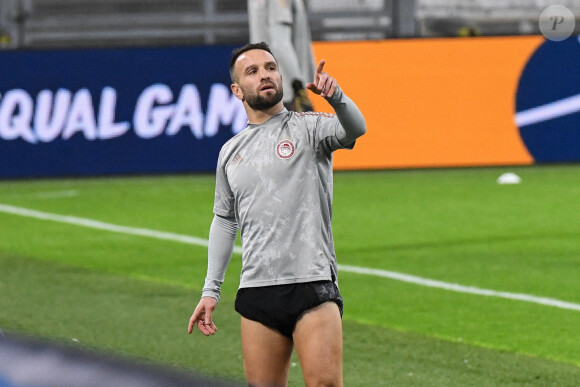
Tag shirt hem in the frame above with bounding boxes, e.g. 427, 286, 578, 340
239, 275, 331, 289
213, 207, 234, 218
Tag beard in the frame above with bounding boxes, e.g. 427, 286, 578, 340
244, 82, 284, 111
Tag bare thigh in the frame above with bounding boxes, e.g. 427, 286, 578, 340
293, 302, 343, 387
240, 317, 294, 387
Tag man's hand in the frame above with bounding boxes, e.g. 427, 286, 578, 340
188, 297, 218, 336
306, 59, 337, 98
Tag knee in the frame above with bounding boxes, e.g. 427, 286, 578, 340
303, 371, 342, 387
246, 379, 287, 387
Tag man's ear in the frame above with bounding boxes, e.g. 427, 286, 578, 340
231, 83, 244, 101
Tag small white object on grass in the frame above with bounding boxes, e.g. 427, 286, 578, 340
497, 172, 521, 184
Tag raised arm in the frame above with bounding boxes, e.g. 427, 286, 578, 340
306, 59, 366, 145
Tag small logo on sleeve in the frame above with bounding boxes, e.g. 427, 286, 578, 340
231, 153, 243, 165
276, 139, 295, 159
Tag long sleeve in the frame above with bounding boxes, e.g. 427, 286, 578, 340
326, 86, 367, 146
201, 214, 238, 302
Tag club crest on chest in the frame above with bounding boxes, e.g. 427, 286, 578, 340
276, 138, 295, 160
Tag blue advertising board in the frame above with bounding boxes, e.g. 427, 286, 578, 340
0, 45, 247, 178
515, 37, 580, 162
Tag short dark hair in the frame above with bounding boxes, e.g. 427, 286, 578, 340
229, 42, 277, 82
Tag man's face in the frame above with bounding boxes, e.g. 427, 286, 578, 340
232, 49, 284, 110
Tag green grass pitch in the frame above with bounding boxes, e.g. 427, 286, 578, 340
1, 165, 579, 385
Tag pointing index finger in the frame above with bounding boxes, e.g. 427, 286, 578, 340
315, 59, 326, 75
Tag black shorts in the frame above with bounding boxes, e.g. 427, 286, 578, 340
235, 280, 343, 339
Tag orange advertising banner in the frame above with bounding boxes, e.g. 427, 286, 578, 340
311, 36, 543, 170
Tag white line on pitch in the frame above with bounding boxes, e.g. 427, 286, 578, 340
338, 265, 580, 312
0, 203, 240, 254
1, 203, 579, 312
33, 189, 79, 199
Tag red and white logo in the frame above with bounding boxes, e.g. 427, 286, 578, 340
276, 139, 295, 159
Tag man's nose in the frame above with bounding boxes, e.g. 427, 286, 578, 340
259, 68, 271, 80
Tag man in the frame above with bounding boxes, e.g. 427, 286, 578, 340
188, 42, 366, 387
248, 0, 315, 112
